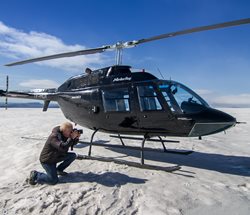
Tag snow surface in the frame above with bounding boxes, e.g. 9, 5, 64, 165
0, 108, 249, 215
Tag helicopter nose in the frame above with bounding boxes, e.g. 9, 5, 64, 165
188, 108, 236, 137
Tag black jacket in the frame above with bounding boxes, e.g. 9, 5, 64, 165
40, 126, 77, 164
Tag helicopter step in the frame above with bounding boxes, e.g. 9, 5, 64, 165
76, 154, 181, 172
109, 135, 180, 143
79, 140, 193, 155
109, 134, 193, 155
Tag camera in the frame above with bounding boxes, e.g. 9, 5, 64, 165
73, 128, 83, 134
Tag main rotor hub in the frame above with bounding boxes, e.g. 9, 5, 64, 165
112, 41, 138, 65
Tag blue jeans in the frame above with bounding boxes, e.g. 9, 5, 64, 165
36, 152, 76, 185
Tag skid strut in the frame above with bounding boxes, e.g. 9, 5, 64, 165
118, 133, 125, 146
141, 134, 149, 165
158, 136, 167, 152
88, 129, 99, 156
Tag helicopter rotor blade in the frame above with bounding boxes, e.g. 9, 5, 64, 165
131, 18, 250, 45
4, 18, 250, 67
5, 46, 110, 66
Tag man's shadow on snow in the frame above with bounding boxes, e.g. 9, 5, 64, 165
59, 171, 147, 187
74, 140, 110, 149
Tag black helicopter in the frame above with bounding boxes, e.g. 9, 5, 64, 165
1, 18, 249, 170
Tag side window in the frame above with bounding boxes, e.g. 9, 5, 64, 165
137, 85, 162, 111
102, 88, 130, 112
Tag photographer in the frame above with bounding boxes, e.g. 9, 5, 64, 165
29, 122, 81, 185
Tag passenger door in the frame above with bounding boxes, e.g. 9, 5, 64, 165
134, 83, 170, 135
101, 84, 139, 132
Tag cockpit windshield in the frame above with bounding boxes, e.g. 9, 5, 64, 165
158, 81, 209, 114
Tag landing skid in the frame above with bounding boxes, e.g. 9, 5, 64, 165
79, 141, 193, 155
83, 130, 192, 170
76, 154, 181, 172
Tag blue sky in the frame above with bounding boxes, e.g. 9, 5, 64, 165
0, 0, 250, 107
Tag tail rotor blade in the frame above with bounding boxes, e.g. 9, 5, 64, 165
5, 76, 9, 110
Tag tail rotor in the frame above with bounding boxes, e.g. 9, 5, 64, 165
5, 76, 9, 110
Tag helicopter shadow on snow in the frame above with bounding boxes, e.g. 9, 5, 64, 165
59, 171, 147, 186
101, 146, 250, 177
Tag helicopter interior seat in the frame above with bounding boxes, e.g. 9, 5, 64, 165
180, 101, 207, 114
103, 98, 128, 112
140, 97, 158, 111
116, 99, 127, 111
104, 99, 116, 111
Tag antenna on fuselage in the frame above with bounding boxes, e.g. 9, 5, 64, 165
157, 68, 165, 80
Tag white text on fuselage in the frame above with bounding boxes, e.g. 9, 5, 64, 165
113, 77, 132, 82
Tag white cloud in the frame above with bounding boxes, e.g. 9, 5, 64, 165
195, 89, 250, 108
211, 94, 250, 108
195, 89, 214, 95
19, 79, 60, 88
0, 21, 108, 71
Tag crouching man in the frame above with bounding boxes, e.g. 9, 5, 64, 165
29, 122, 81, 185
